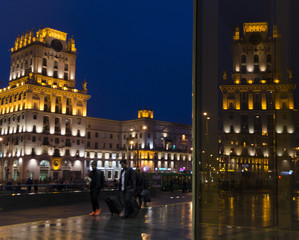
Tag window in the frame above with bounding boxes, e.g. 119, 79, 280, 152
102, 142, 106, 148
241, 65, 246, 74
64, 64, 68, 71
254, 65, 259, 73
241, 115, 248, 132
267, 54, 271, 63
241, 55, 246, 63
109, 143, 112, 148
53, 71, 58, 78
110, 134, 113, 139
102, 133, 106, 138
55, 138, 60, 144
43, 58, 47, 66
254, 54, 259, 63
87, 142, 90, 147
64, 72, 68, 80
33, 114, 37, 120
107, 170, 112, 179
54, 61, 58, 69
95, 132, 99, 138
87, 132, 91, 139
32, 136, 36, 142
65, 149, 70, 156
95, 142, 98, 149
40, 160, 50, 167
55, 117, 60, 124
77, 140, 80, 145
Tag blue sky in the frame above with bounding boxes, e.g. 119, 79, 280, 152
0, 0, 193, 124
0, 0, 298, 125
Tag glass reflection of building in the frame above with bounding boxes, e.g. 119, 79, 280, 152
219, 22, 296, 186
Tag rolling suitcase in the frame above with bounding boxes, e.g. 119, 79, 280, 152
105, 195, 122, 215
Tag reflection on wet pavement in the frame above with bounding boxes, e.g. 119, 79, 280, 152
1, 192, 299, 239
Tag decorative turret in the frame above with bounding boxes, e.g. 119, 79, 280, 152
233, 26, 239, 41
138, 107, 154, 119
67, 35, 76, 53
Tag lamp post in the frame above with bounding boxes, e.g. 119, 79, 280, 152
203, 112, 210, 181
130, 125, 147, 169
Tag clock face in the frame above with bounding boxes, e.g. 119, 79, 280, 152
51, 39, 63, 52
249, 33, 262, 45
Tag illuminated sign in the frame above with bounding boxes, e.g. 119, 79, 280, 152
280, 170, 293, 176
52, 157, 61, 170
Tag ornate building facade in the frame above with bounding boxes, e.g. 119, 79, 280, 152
0, 28, 192, 182
219, 22, 296, 185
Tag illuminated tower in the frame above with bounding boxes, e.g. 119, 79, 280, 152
219, 22, 296, 184
0, 28, 90, 181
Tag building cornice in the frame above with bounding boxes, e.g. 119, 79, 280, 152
220, 83, 296, 92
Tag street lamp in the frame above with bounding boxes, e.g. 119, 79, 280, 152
203, 112, 210, 180
130, 125, 147, 168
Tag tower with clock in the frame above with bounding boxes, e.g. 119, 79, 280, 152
219, 22, 296, 185
0, 27, 90, 181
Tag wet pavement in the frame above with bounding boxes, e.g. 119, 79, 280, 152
1, 191, 299, 239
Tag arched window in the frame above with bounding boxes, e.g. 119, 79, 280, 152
40, 160, 50, 167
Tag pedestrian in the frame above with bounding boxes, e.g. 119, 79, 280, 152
136, 168, 146, 208
188, 180, 192, 192
34, 179, 38, 193
119, 159, 136, 218
169, 179, 174, 192
88, 161, 105, 216
182, 180, 187, 193
26, 177, 33, 193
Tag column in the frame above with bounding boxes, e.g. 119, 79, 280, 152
51, 94, 56, 113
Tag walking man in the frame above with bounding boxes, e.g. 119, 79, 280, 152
89, 161, 105, 216
119, 160, 136, 218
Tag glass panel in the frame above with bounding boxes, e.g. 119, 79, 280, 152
193, 0, 297, 238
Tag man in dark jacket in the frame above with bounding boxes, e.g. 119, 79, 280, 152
88, 161, 105, 216
119, 159, 136, 218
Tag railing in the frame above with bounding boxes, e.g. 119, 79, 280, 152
0, 182, 118, 196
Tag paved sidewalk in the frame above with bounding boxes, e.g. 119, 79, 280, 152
1, 191, 299, 239
0, 191, 191, 226
1, 202, 299, 239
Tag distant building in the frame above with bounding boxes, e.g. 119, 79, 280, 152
0, 28, 192, 182
219, 22, 296, 186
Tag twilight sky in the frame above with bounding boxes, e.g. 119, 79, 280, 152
0, 0, 193, 124
0, 0, 298, 125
